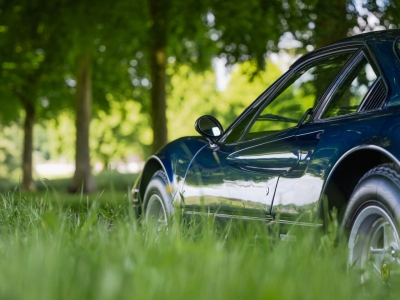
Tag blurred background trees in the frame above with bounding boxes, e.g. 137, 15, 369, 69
0, 0, 69, 190
0, 0, 398, 192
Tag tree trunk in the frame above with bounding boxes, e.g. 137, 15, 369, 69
314, 0, 349, 48
148, 0, 168, 154
21, 101, 35, 191
68, 52, 97, 193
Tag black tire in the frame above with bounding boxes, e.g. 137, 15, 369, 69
343, 163, 400, 283
143, 170, 173, 227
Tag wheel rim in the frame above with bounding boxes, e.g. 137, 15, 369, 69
145, 194, 168, 229
348, 205, 400, 283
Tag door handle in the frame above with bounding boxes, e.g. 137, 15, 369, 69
227, 154, 292, 174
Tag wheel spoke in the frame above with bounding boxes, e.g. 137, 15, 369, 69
383, 222, 393, 250
369, 252, 383, 270
370, 247, 384, 254
369, 247, 385, 268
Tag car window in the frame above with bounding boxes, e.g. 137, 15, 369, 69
321, 57, 377, 119
223, 107, 259, 144
242, 52, 354, 141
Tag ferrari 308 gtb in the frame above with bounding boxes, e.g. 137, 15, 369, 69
133, 30, 400, 281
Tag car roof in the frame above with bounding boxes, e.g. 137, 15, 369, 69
336, 29, 400, 44
292, 29, 400, 69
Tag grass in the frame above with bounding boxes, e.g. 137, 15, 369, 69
35, 171, 137, 193
1, 171, 138, 208
0, 174, 397, 299
1, 170, 137, 193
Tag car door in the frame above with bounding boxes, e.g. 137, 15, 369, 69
182, 48, 358, 219
272, 48, 387, 225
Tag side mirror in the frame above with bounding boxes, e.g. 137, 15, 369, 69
195, 115, 224, 144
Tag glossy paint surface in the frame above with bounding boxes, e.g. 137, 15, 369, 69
137, 30, 400, 227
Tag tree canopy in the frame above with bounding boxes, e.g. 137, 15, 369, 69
1, 0, 399, 192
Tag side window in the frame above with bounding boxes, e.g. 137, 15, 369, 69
322, 57, 377, 119
243, 52, 354, 141
223, 105, 260, 144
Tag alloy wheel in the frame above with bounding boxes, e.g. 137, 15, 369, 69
145, 193, 168, 230
348, 205, 400, 284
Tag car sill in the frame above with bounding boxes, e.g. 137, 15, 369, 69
184, 211, 322, 227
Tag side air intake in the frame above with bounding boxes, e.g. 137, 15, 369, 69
359, 79, 386, 112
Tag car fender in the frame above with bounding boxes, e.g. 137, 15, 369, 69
138, 137, 209, 204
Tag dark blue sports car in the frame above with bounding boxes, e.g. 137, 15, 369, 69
133, 30, 400, 281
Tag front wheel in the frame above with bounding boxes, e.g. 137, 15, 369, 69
343, 163, 400, 283
144, 170, 173, 229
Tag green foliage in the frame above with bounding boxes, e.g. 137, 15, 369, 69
167, 65, 219, 140
0, 0, 71, 120
211, 0, 281, 66
346, 0, 400, 32
0, 122, 23, 184
217, 60, 283, 127
91, 98, 152, 164
37, 112, 76, 161
167, 59, 284, 141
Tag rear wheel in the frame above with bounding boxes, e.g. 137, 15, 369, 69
144, 170, 173, 229
343, 163, 400, 284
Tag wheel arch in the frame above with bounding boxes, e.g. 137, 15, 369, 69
321, 145, 400, 221
139, 155, 173, 203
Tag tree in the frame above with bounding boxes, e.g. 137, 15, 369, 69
346, 0, 400, 32
68, 51, 97, 193
0, 0, 148, 193
313, 0, 350, 48
147, 0, 168, 153
63, 0, 147, 193
146, 0, 212, 153
0, 0, 68, 191
211, 0, 284, 66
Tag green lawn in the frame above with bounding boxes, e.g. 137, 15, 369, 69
1, 171, 137, 208
0, 173, 396, 299
1, 171, 136, 192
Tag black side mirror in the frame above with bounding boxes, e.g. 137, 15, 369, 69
195, 115, 224, 145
